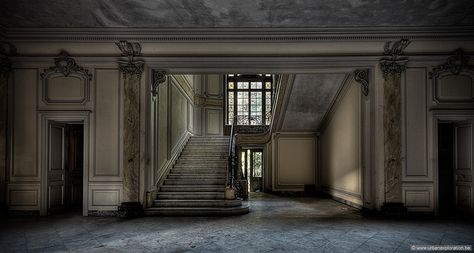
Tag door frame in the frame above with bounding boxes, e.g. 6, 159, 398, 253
432, 110, 474, 215
39, 111, 91, 216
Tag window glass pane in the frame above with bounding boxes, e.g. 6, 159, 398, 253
250, 92, 263, 125
253, 151, 262, 177
265, 91, 272, 125
237, 82, 249, 89
237, 92, 249, 125
265, 82, 272, 89
250, 82, 262, 89
228, 82, 234, 89
228, 92, 234, 124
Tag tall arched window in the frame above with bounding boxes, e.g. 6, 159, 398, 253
226, 74, 273, 126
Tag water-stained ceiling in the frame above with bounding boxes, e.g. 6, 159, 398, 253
1, 0, 473, 28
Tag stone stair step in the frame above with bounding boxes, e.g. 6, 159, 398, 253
144, 205, 249, 216
157, 192, 224, 199
163, 179, 225, 185
168, 174, 226, 179
153, 199, 242, 208
179, 153, 226, 157
159, 186, 224, 192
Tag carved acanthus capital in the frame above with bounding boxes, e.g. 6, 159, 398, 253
118, 60, 145, 78
151, 70, 167, 98
353, 69, 369, 96
116, 40, 144, 78
429, 49, 473, 79
40, 51, 92, 80
380, 39, 411, 78
0, 42, 17, 76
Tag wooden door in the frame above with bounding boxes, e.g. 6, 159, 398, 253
48, 122, 66, 214
66, 124, 83, 208
454, 120, 474, 213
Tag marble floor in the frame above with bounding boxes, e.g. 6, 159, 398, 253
1, 193, 473, 253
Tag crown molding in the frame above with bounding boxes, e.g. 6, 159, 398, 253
4, 26, 474, 43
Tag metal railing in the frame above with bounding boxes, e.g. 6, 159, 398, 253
227, 116, 243, 198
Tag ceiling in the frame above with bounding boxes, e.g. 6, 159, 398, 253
1, 0, 473, 28
281, 74, 347, 131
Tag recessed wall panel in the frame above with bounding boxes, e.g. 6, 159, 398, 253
12, 69, 38, 178
94, 69, 120, 178
404, 68, 428, 178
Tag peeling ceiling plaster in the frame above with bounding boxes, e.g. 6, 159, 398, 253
281, 74, 347, 131
1, 0, 473, 28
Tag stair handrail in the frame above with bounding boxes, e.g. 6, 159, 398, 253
227, 115, 242, 197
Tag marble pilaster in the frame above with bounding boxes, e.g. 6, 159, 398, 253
379, 39, 410, 208
116, 41, 144, 211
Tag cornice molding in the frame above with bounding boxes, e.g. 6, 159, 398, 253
4, 26, 474, 42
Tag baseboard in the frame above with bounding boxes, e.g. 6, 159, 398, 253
321, 187, 364, 210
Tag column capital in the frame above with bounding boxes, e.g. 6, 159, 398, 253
379, 39, 410, 78
116, 40, 144, 78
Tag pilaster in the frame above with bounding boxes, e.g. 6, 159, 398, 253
379, 39, 410, 214
116, 40, 144, 217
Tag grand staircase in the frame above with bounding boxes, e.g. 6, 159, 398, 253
145, 136, 249, 216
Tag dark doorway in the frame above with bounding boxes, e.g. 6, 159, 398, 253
47, 122, 84, 214
438, 122, 454, 215
240, 149, 263, 192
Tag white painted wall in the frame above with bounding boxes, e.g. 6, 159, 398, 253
319, 79, 363, 207
7, 63, 125, 215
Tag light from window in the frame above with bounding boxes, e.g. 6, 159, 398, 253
226, 74, 273, 125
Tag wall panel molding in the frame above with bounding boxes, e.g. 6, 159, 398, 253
402, 67, 430, 181
272, 133, 316, 191
88, 183, 122, 211
402, 184, 434, 212
7, 183, 40, 210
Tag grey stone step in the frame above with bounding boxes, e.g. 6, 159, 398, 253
173, 163, 226, 166
159, 185, 224, 192
180, 152, 228, 157
153, 199, 242, 208
144, 205, 249, 216
170, 170, 226, 175
168, 174, 226, 179
177, 157, 227, 161
176, 160, 227, 163
157, 192, 224, 199
163, 179, 225, 185
179, 153, 227, 157
185, 145, 228, 149
172, 165, 226, 168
